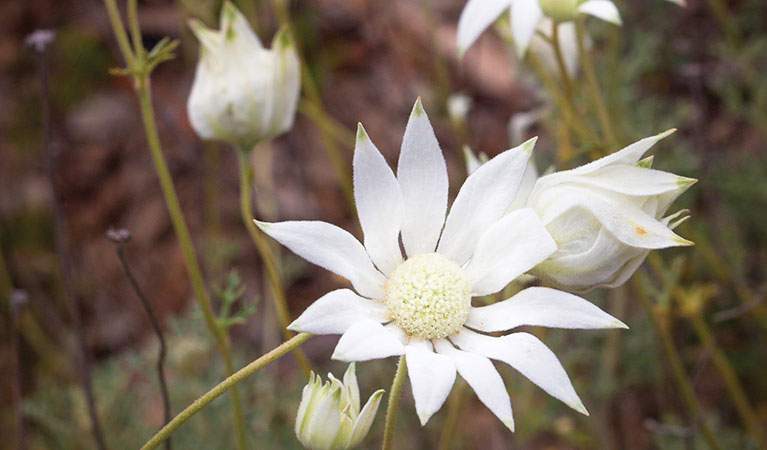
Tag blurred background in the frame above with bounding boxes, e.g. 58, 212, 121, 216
1, 0, 766, 448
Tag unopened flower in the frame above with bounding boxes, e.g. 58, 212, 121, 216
259, 98, 626, 431
295, 364, 384, 450
457, 0, 620, 57
526, 130, 695, 292
187, 2, 300, 150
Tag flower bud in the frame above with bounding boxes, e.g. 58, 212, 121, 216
295, 364, 384, 450
538, 0, 579, 22
526, 130, 695, 292
187, 2, 300, 150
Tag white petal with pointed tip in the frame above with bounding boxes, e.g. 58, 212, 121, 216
435, 340, 514, 431
257, 220, 386, 299
397, 100, 449, 257
578, 165, 693, 196
405, 339, 456, 425
577, 0, 622, 25
465, 208, 557, 296
452, 329, 589, 415
333, 320, 405, 362
466, 287, 627, 332
348, 389, 385, 448
457, 0, 512, 54
567, 130, 675, 176
438, 139, 535, 265
288, 289, 389, 335
511, 0, 544, 57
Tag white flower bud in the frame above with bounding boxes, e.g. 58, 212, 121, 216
526, 130, 695, 292
538, 0, 580, 22
187, 2, 300, 150
295, 364, 384, 450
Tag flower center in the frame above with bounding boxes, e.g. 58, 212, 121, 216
385, 253, 471, 340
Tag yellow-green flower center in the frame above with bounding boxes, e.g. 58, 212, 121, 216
385, 253, 471, 340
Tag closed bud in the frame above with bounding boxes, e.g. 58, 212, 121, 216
526, 130, 695, 292
538, 0, 579, 22
295, 364, 384, 450
187, 2, 300, 150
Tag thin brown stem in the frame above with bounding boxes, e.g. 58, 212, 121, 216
107, 229, 172, 450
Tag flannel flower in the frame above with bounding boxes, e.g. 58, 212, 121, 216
258, 99, 626, 431
187, 2, 300, 150
526, 130, 695, 291
457, 0, 620, 57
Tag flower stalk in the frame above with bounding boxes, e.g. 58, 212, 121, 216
382, 356, 408, 450
102, 1, 247, 448
236, 148, 311, 376
140, 333, 313, 450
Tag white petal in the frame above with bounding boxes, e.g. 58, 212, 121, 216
257, 220, 386, 299
452, 329, 588, 415
585, 195, 693, 248
434, 340, 514, 431
354, 124, 405, 275
305, 384, 342, 449
568, 129, 675, 176
577, 0, 622, 25
466, 287, 628, 332
438, 138, 536, 266
288, 289, 389, 335
511, 0, 544, 57
332, 320, 405, 362
397, 98, 449, 257
348, 389, 385, 448
219, 1, 263, 49
506, 158, 539, 212
465, 208, 557, 296
578, 165, 696, 197
457, 0, 512, 55
405, 339, 456, 425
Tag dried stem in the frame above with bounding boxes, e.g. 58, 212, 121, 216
382, 355, 408, 450
27, 29, 108, 450
139, 333, 313, 450
106, 229, 173, 450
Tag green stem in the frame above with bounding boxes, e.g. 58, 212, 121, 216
689, 313, 764, 446
101, 1, 247, 447
270, 0, 357, 216
634, 280, 723, 450
136, 78, 247, 450
437, 379, 466, 450
236, 149, 311, 376
140, 333, 313, 450
575, 19, 619, 150
551, 22, 576, 110
382, 355, 408, 450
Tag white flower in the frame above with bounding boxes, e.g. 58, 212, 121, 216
187, 2, 300, 150
447, 92, 473, 124
295, 364, 384, 450
526, 130, 695, 292
258, 98, 627, 430
457, 0, 621, 57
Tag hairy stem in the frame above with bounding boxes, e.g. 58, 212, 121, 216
236, 149, 311, 376
140, 333, 313, 450
382, 355, 408, 450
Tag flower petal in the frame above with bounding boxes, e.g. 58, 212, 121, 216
466, 287, 628, 332
354, 124, 404, 275
405, 339, 456, 425
332, 320, 405, 362
220, 1, 263, 49
305, 383, 342, 449
397, 98, 449, 257
465, 208, 557, 296
438, 138, 536, 266
288, 289, 389, 335
434, 340, 514, 431
257, 220, 386, 299
457, 0, 512, 55
511, 0, 544, 57
452, 329, 588, 415
568, 129, 675, 176
577, 0, 622, 25
578, 165, 696, 197
348, 389, 385, 448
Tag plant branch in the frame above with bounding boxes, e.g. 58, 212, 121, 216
140, 333, 313, 450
